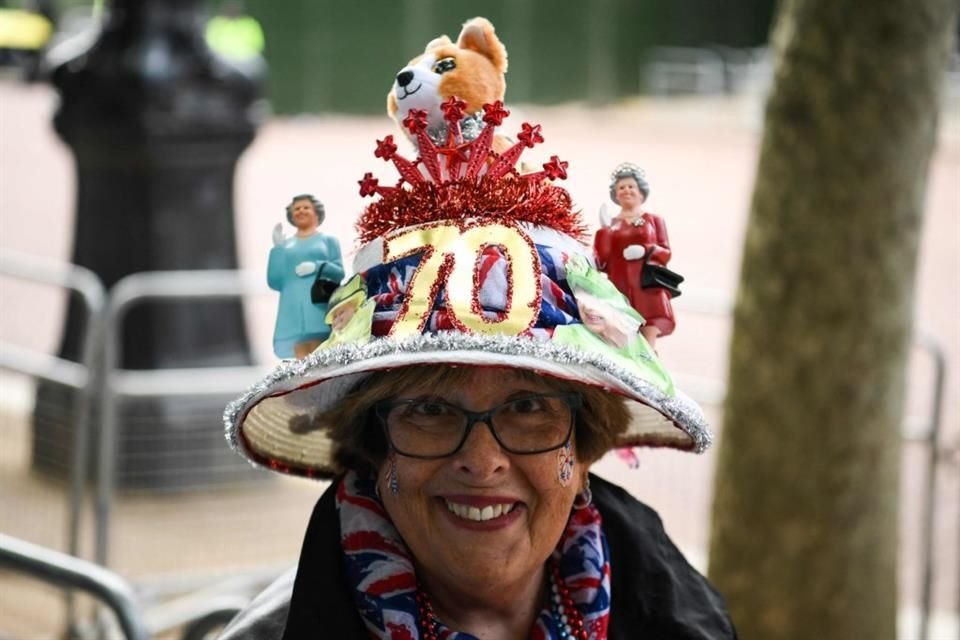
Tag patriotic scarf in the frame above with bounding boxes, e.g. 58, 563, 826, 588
336, 471, 611, 639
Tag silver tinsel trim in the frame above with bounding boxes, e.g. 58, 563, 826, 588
223, 332, 713, 460
426, 112, 486, 147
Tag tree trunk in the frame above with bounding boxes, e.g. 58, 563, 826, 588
707, 0, 957, 638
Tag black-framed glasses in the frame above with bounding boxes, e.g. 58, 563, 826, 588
375, 392, 582, 459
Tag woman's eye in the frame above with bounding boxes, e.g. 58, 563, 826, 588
509, 396, 546, 414
433, 57, 456, 73
410, 401, 452, 416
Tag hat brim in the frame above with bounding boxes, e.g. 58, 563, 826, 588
225, 332, 711, 479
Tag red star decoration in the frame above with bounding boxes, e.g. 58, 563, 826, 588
440, 96, 468, 123
358, 173, 379, 197
355, 102, 587, 243
402, 109, 429, 133
542, 156, 569, 180
374, 136, 397, 160
517, 123, 544, 148
481, 101, 509, 126
436, 143, 470, 164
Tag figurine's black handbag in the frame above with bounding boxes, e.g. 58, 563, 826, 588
641, 261, 684, 298
310, 263, 340, 304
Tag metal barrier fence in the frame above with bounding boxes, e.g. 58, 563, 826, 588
642, 46, 960, 101
644, 46, 772, 96
911, 330, 954, 640
0, 252, 955, 638
0, 249, 105, 635
94, 269, 281, 636
0, 249, 103, 560
0, 533, 149, 640
95, 269, 272, 568
0, 254, 286, 638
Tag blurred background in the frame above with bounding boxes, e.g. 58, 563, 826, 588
0, 0, 957, 638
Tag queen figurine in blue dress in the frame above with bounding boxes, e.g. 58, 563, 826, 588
268, 194, 344, 359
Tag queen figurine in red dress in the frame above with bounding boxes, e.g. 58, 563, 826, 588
594, 163, 682, 350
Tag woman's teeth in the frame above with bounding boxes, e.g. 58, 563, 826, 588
445, 500, 515, 522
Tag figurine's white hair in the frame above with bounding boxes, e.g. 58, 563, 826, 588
608, 163, 649, 204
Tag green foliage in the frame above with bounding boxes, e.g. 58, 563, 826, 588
242, 0, 775, 114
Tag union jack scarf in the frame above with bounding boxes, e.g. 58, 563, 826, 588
336, 471, 611, 639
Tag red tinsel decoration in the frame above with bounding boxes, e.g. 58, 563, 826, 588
357, 176, 585, 244
356, 99, 587, 244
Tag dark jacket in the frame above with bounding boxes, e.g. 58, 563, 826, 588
219, 474, 737, 639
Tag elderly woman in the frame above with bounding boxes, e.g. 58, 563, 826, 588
222, 108, 734, 639
594, 164, 682, 350
268, 194, 344, 359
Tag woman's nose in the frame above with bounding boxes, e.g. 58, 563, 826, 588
452, 419, 509, 477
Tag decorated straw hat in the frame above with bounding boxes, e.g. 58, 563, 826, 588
224, 99, 711, 479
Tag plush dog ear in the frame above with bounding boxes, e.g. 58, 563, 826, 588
424, 35, 452, 52
457, 17, 508, 73
386, 91, 398, 119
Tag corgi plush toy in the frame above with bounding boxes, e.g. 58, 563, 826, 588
387, 17, 508, 147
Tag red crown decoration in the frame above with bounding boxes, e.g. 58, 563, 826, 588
356, 98, 586, 244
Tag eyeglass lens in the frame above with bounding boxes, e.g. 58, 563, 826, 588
382, 393, 576, 457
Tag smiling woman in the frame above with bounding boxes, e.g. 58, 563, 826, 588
220, 100, 735, 639
335, 367, 604, 637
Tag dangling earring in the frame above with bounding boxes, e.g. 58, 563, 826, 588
573, 477, 592, 510
386, 450, 400, 496
557, 441, 575, 487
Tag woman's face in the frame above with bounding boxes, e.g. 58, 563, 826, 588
614, 177, 644, 208
580, 303, 609, 336
290, 198, 319, 231
577, 293, 631, 349
330, 301, 357, 331
377, 368, 585, 594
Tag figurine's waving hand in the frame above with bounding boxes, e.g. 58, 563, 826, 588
272, 223, 287, 247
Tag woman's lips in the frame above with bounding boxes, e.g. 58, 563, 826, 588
438, 495, 525, 528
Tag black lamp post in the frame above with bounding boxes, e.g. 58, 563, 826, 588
33, 0, 266, 489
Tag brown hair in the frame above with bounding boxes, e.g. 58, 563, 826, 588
317, 365, 631, 476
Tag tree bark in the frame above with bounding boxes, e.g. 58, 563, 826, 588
707, 0, 957, 638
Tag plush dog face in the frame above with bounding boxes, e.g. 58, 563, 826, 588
388, 17, 508, 132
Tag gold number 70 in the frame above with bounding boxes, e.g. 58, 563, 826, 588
383, 223, 542, 338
